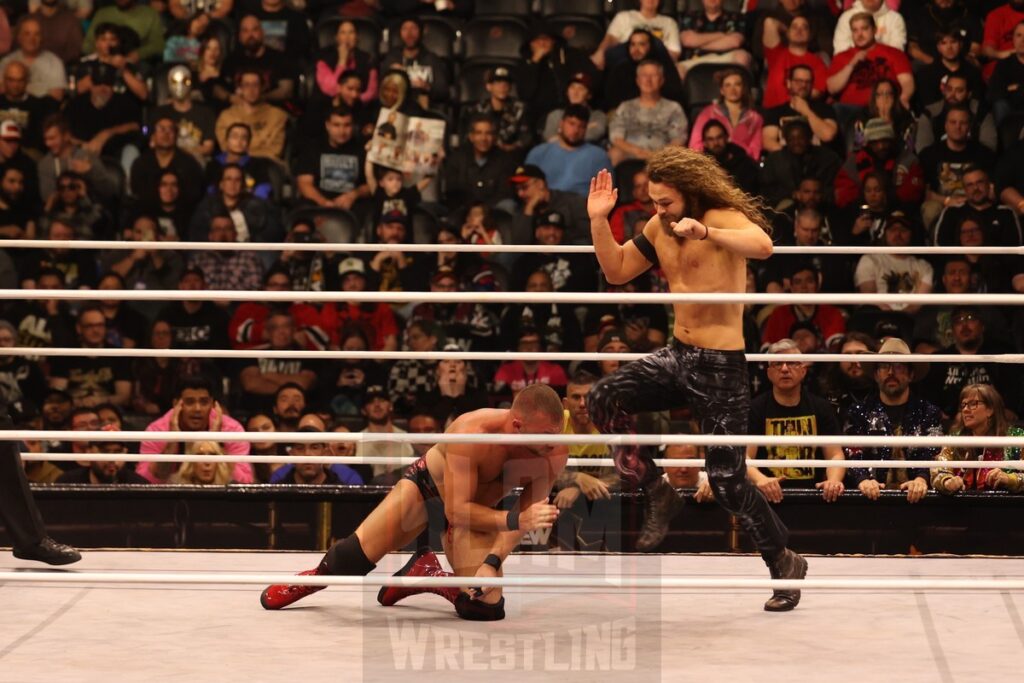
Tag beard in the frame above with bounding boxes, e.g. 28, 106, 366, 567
658, 213, 680, 236
91, 463, 118, 484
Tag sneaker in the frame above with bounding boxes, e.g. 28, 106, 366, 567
764, 549, 808, 612
377, 547, 458, 607
635, 478, 684, 552
12, 538, 81, 566
260, 562, 328, 610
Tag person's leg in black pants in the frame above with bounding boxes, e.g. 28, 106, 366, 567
588, 345, 687, 551
0, 408, 80, 565
686, 349, 807, 612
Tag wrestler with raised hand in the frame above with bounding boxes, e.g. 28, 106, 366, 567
261, 384, 567, 621
586, 147, 808, 611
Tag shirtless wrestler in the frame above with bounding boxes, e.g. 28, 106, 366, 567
586, 146, 808, 611
260, 384, 568, 621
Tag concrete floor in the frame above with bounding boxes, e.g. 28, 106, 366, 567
2, 551, 1023, 682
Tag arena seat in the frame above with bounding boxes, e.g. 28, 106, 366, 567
998, 112, 1024, 152
543, 16, 605, 54
284, 207, 361, 244
456, 58, 522, 105
472, 0, 533, 19
461, 17, 529, 61
539, 0, 606, 18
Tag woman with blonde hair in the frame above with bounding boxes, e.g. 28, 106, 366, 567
171, 441, 234, 485
932, 384, 1024, 495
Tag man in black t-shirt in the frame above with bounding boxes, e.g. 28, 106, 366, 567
154, 268, 230, 382
48, 305, 131, 409
920, 305, 1023, 418
762, 64, 839, 153
746, 339, 846, 502
238, 310, 318, 412
242, 0, 312, 60
64, 63, 141, 159
919, 104, 997, 228
0, 60, 58, 154
223, 15, 294, 104
295, 106, 368, 210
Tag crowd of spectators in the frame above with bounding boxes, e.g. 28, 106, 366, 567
0, 0, 1023, 501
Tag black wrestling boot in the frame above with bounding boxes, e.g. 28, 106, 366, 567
635, 478, 684, 552
764, 548, 808, 612
13, 537, 81, 566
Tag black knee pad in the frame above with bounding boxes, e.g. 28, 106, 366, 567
455, 592, 505, 621
323, 534, 377, 576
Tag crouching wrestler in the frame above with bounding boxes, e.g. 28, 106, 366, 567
260, 384, 568, 620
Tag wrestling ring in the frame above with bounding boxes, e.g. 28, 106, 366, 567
2, 239, 1024, 681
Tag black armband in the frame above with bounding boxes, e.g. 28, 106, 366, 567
506, 508, 520, 531
631, 233, 659, 266
483, 553, 502, 571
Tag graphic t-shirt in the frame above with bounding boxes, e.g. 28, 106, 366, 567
748, 390, 841, 483
296, 138, 364, 198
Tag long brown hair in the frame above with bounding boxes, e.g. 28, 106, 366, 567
645, 146, 773, 235
949, 383, 1010, 460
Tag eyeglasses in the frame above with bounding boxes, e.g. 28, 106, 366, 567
960, 399, 985, 412
767, 360, 803, 369
877, 362, 909, 374
952, 314, 978, 325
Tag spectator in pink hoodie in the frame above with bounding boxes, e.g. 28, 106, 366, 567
688, 66, 764, 161
137, 375, 253, 484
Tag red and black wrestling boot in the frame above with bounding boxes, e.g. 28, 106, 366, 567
377, 547, 459, 606
260, 562, 329, 610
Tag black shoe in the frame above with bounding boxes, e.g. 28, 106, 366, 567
13, 538, 82, 566
635, 478, 684, 552
764, 549, 808, 612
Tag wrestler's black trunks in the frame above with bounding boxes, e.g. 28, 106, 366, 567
402, 455, 441, 501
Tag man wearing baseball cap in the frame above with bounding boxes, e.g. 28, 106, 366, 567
0, 119, 41, 202
513, 210, 596, 292
0, 61, 58, 154
461, 66, 531, 154
835, 117, 924, 208
518, 21, 598, 124
507, 163, 590, 244
541, 71, 607, 143
523, 104, 612, 197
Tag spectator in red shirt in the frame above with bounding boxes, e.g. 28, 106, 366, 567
827, 12, 914, 114
835, 118, 924, 208
608, 166, 653, 244
326, 257, 398, 352
492, 326, 568, 400
761, 15, 828, 109
982, 1, 1024, 78
761, 261, 847, 351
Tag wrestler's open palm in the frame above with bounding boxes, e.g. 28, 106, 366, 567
519, 501, 559, 532
587, 169, 618, 220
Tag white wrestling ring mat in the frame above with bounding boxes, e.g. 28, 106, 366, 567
2, 550, 1023, 682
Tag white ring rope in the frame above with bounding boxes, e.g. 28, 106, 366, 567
2, 347, 1020, 364
0, 571, 1021, 591
5, 289, 1024, 305
13, 430, 1024, 448
21, 452, 1024, 471
1, 239, 1019, 256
